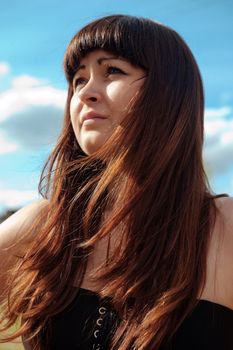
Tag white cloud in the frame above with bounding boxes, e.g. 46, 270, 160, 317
0, 130, 19, 154
1, 105, 64, 149
0, 75, 66, 122
205, 106, 231, 120
12, 75, 42, 89
0, 74, 67, 152
0, 188, 39, 210
0, 62, 10, 76
204, 106, 233, 174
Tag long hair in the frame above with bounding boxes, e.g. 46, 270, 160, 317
1, 14, 218, 349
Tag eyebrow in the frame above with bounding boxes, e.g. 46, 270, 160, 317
76, 56, 128, 73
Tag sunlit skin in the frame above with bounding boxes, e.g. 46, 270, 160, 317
70, 50, 146, 155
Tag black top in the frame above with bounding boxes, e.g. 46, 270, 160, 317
23, 288, 233, 349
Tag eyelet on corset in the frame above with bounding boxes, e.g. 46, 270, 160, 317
94, 329, 100, 338
99, 306, 107, 315
96, 318, 103, 326
92, 305, 109, 349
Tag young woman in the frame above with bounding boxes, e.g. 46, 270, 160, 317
0, 14, 233, 350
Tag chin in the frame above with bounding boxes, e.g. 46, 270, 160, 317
80, 142, 104, 156
78, 135, 110, 156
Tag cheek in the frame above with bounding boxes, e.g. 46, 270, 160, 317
70, 95, 81, 133
70, 94, 79, 116
107, 82, 138, 111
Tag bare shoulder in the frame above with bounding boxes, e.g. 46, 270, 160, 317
214, 196, 233, 236
207, 196, 233, 308
215, 195, 233, 213
0, 199, 49, 299
0, 198, 49, 250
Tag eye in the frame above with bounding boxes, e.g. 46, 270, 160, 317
106, 66, 126, 76
73, 77, 86, 89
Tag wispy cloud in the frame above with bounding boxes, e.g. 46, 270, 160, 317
0, 62, 10, 76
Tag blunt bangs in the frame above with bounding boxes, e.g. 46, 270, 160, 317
64, 15, 148, 82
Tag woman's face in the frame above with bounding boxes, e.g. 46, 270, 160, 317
70, 49, 146, 155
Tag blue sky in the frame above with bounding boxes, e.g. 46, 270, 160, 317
0, 0, 233, 212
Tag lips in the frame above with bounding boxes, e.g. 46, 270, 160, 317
81, 112, 107, 124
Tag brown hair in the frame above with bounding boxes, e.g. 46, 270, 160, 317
1, 14, 219, 349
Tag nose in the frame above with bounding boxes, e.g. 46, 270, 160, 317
77, 78, 102, 104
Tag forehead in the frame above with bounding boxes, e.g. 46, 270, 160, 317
78, 49, 127, 65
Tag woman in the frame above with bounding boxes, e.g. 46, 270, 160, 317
0, 14, 233, 350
